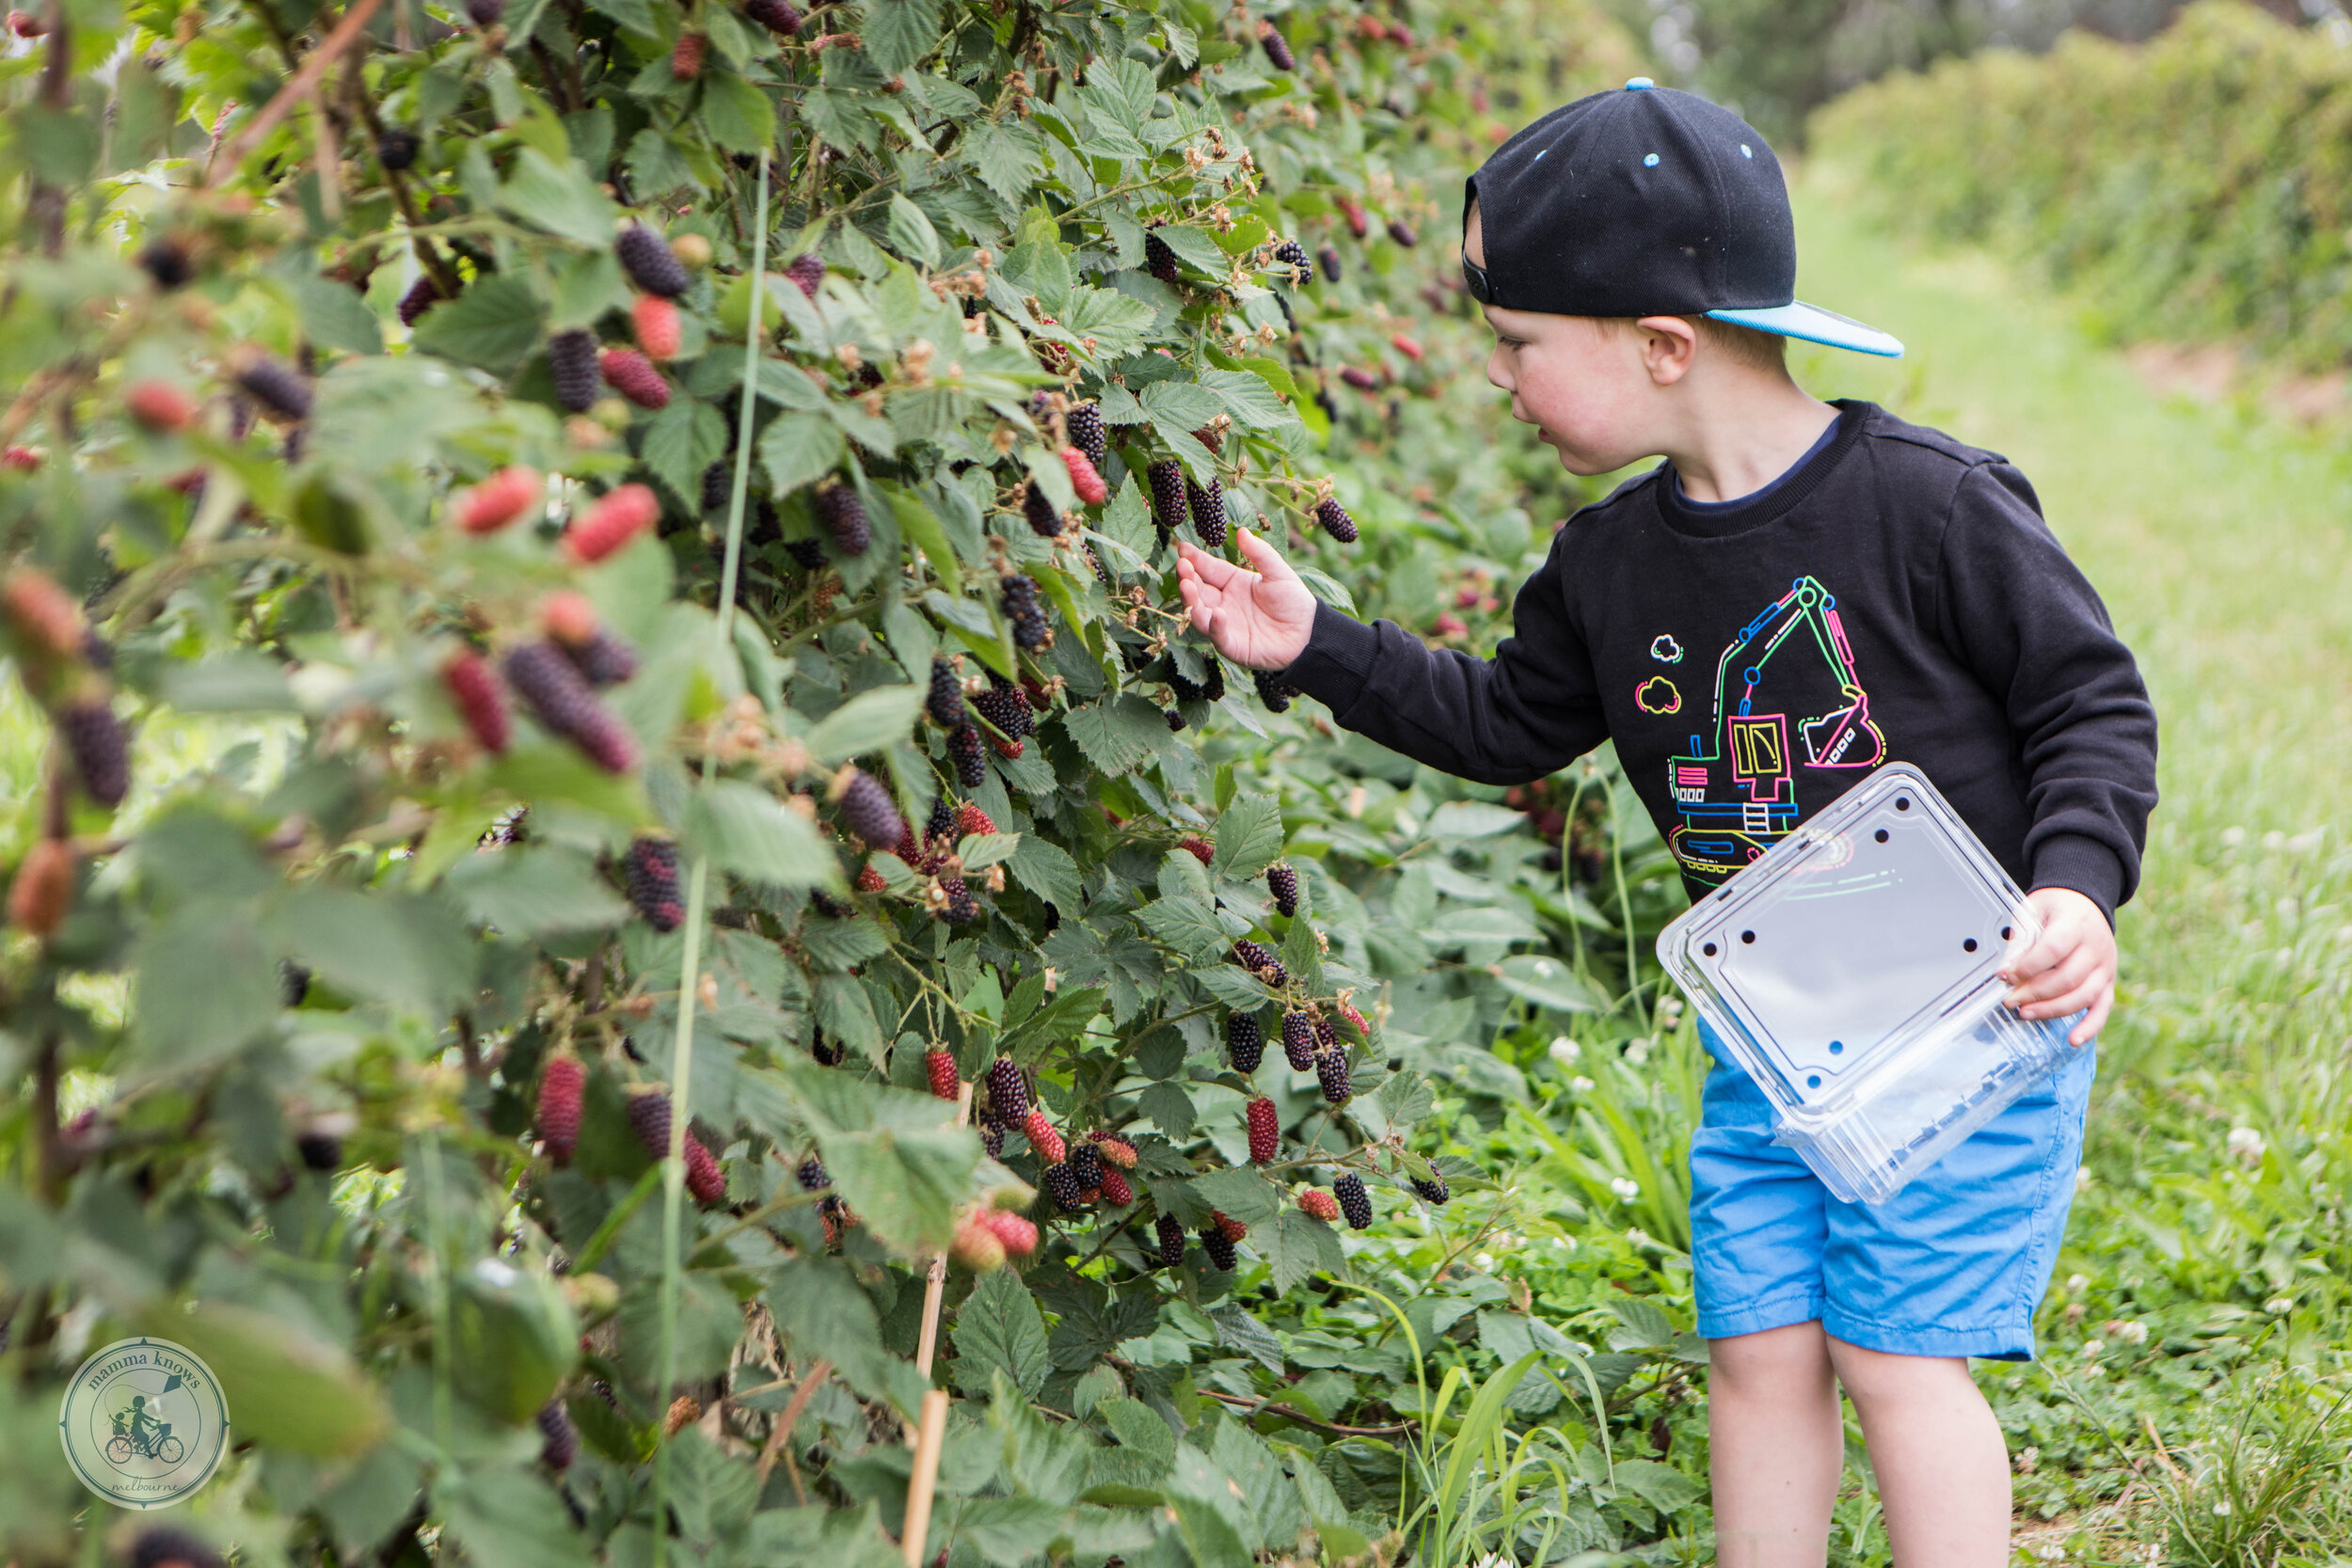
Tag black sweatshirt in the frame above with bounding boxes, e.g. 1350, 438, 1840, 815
1281, 399, 2159, 920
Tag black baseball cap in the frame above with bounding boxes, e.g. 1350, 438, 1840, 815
1462, 78, 1902, 357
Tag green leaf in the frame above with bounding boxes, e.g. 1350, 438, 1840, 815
700, 72, 777, 153
884, 194, 941, 268
1060, 696, 1168, 776
1149, 224, 1229, 277
1265, 1206, 1345, 1292
1136, 895, 1226, 962
769, 1258, 895, 1390
292, 274, 384, 356
151, 1300, 390, 1457
807, 683, 924, 765
641, 396, 729, 506
158, 651, 297, 712
1008, 834, 1083, 913
1490, 953, 1603, 1013
687, 779, 834, 887
813, 972, 882, 1062
1197, 367, 1294, 431
1211, 794, 1283, 880
497, 148, 621, 245
955, 832, 1018, 871
1139, 379, 1226, 434
953, 1267, 1050, 1401
1425, 800, 1527, 839
821, 1117, 975, 1256
132, 910, 282, 1064
1188, 1165, 1277, 1227
269, 889, 477, 1014
863, 0, 943, 75
883, 485, 957, 574
411, 275, 547, 375
442, 846, 628, 936
757, 410, 849, 497
435, 1468, 592, 1568
963, 118, 1045, 205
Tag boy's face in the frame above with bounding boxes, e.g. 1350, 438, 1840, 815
1465, 204, 1692, 475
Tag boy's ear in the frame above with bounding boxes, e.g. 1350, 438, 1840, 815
1633, 315, 1700, 386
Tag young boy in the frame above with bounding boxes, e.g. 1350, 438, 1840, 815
1178, 81, 2158, 1566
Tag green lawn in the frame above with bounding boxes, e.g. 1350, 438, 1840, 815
1736, 166, 2352, 1559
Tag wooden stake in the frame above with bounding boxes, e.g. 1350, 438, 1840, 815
900, 1387, 949, 1567
913, 1079, 973, 1378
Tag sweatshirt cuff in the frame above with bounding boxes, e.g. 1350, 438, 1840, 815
1277, 600, 1379, 710
2028, 835, 2125, 927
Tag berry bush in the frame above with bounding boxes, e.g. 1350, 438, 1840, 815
0, 0, 1699, 1562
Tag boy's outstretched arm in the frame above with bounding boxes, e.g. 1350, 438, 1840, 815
1175, 527, 1607, 784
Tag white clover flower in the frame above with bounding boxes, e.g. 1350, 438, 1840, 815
2014, 1446, 2040, 1474
2084, 1339, 2105, 1356
1610, 1177, 1640, 1200
2116, 1320, 2149, 1345
2084, 1363, 2104, 1379
1570, 1075, 1595, 1093
1550, 1235, 1570, 1249
2227, 1126, 2266, 1164
1627, 1227, 1654, 1248
2035, 1544, 2064, 1563
2075, 1165, 2092, 1191
2263, 830, 2287, 851
2266, 1296, 2295, 1315
1624, 1038, 1652, 1066
2278, 896, 2300, 922
2220, 826, 2246, 847
1549, 1037, 1581, 1065
1661, 995, 1685, 1017
1474, 1252, 1496, 1271
2066, 1274, 2090, 1293
2214, 1500, 2232, 1516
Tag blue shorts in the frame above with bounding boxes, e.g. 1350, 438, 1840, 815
1688, 1021, 2094, 1360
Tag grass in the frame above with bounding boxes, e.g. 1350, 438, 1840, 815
1726, 165, 2352, 1560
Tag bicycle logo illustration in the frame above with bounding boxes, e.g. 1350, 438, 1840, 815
58, 1337, 230, 1510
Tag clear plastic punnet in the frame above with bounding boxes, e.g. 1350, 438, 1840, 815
1655, 763, 2084, 1205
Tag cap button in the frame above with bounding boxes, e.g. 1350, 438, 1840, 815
1624, 76, 1655, 90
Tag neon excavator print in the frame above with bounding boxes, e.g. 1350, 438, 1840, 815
1665, 575, 1885, 883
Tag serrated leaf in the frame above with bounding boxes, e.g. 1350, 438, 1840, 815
269, 889, 477, 1015
411, 275, 546, 375
1139, 379, 1226, 434
292, 274, 384, 356
1211, 794, 1282, 880
686, 779, 834, 887
1150, 224, 1228, 277
699, 72, 776, 153
955, 832, 1018, 870
953, 1266, 1050, 1401
884, 193, 940, 267
862, 0, 943, 75
963, 118, 1044, 205
497, 147, 620, 245
1424, 800, 1528, 839
1265, 1207, 1345, 1292
1188, 1165, 1277, 1227
1008, 833, 1083, 912
1197, 367, 1294, 430
641, 396, 728, 507
813, 972, 883, 1062
1060, 696, 1168, 776
1136, 895, 1226, 962
443, 846, 628, 936
757, 410, 848, 497
797, 911, 890, 972
807, 683, 923, 766
1491, 953, 1603, 1013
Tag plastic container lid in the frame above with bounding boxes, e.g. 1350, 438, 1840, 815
1656, 762, 2084, 1204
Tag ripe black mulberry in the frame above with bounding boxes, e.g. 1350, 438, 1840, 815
626, 1089, 674, 1160
235, 356, 312, 421
1273, 237, 1311, 285
972, 684, 1034, 739
1317, 245, 1342, 283
1314, 497, 1359, 543
1410, 1173, 1451, 1206
835, 768, 906, 849
504, 641, 637, 772
1185, 477, 1227, 547
985, 1058, 1029, 1123
548, 328, 600, 413
1200, 1226, 1237, 1271
940, 876, 978, 925
1253, 669, 1301, 714
1066, 401, 1106, 467
1281, 1010, 1316, 1070
1227, 1011, 1263, 1074
1144, 229, 1180, 285
537, 1398, 578, 1470
1147, 459, 1186, 543
137, 236, 194, 290
398, 276, 443, 327
1316, 1048, 1353, 1105
1155, 1212, 1185, 1269
1233, 940, 1287, 989
375, 128, 421, 171
1022, 479, 1062, 538
1267, 862, 1299, 917
58, 698, 128, 806
1334, 1172, 1373, 1229
928, 657, 966, 727
1001, 574, 1050, 650
1258, 20, 1295, 69
785, 253, 826, 298
1041, 1162, 1085, 1212
623, 838, 683, 930
948, 723, 986, 787
814, 481, 871, 556
1387, 218, 1419, 248
614, 223, 690, 298
1069, 1141, 1103, 1189
785, 537, 827, 570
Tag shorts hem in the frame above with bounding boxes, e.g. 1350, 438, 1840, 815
1820, 1308, 2037, 1362
1697, 1290, 1824, 1342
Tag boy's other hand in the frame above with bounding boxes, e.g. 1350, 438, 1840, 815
1998, 887, 2115, 1045
1175, 528, 1319, 671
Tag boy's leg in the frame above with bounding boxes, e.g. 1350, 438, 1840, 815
1707, 1322, 1842, 1567
1827, 1339, 2010, 1566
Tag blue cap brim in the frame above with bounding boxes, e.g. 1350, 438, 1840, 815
1706, 300, 1903, 357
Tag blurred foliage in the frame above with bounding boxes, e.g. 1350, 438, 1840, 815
1811, 2, 2352, 369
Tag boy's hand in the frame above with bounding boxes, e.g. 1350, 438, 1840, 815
1998, 887, 2116, 1045
1175, 529, 1319, 671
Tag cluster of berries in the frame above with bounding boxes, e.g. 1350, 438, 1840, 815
2, 568, 130, 811
625, 1087, 726, 1202
501, 641, 638, 771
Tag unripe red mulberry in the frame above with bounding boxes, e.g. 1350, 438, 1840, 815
1339, 366, 1379, 392
8, 838, 74, 938
985, 1057, 1029, 1123
1060, 446, 1108, 505
957, 801, 998, 837
982, 1209, 1039, 1257
127, 380, 197, 433
633, 294, 683, 359
1390, 332, 1424, 362
1339, 1001, 1372, 1040
548, 329, 601, 413
1333, 1172, 1373, 1228
1258, 20, 1295, 70
1298, 1188, 1340, 1223
1023, 1109, 1065, 1164
2, 566, 82, 659
1314, 497, 1359, 543
834, 767, 905, 848
1089, 1133, 1136, 1169
785, 253, 826, 298
1267, 862, 1299, 916
672, 30, 706, 78
535, 1055, 585, 1163
854, 863, 886, 893
1185, 477, 1227, 548
1281, 1009, 1316, 1070
442, 650, 512, 754
1065, 402, 1106, 467
599, 348, 670, 409
626, 1087, 675, 1160
1022, 480, 1062, 538
1387, 218, 1419, 248
926, 1048, 959, 1101
814, 480, 871, 556
537, 1399, 579, 1470
1227, 1012, 1264, 1074
1178, 835, 1214, 866
503, 641, 638, 771
1246, 1097, 1279, 1164
1155, 1212, 1185, 1268
59, 698, 128, 807
614, 223, 690, 298
683, 1132, 725, 1202
745, 0, 803, 33
457, 466, 543, 534
1233, 940, 1287, 989
565, 483, 659, 562
1339, 196, 1370, 240
1098, 1166, 1133, 1207
948, 722, 986, 787
622, 837, 684, 930
952, 1212, 1008, 1272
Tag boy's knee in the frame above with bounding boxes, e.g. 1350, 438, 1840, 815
1824, 1337, 1973, 1409
1708, 1321, 1833, 1394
